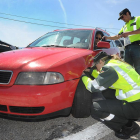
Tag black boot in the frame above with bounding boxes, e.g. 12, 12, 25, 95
115, 122, 140, 139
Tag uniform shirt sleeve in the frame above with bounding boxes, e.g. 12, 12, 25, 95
91, 69, 99, 78
90, 66, 118, 92
90, 67, 99, 78
118, 27, 123, 35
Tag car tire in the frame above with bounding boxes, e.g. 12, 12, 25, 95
71, 78, 92, 118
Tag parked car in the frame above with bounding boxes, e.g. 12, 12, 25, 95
0, 40, 17, 52
0, 28, 120, 120
115, 39, 124, 59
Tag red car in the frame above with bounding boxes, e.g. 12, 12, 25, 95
0, 28, 120, 120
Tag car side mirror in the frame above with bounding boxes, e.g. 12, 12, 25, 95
97, 41, 110, 49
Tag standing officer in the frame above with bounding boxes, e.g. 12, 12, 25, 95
82, 51, 140, 139
103, 8, 140, 74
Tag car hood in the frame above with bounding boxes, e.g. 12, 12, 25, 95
0, 47, 90, 71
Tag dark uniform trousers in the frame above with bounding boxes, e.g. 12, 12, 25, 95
125, 43, 140, 75
91, 88, 140, 131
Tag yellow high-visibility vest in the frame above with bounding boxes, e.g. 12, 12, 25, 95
106, 60, 140, 102
119, 16, 140, 46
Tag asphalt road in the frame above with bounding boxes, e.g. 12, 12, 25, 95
0, 92, 140, 140
0, 114, 97, 140
1, 115, 140, 140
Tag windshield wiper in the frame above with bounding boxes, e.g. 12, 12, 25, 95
41, 45, 66, 48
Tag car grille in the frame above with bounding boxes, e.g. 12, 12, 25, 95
0, 112, 42, 120
0, 104, 8, 111
9, 106, 45, 114
0, 70, 13, 84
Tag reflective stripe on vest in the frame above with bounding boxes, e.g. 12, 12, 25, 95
129, 17, 138, 37
123, 17, 138, 46
87, 80, 92, 92
133, 17, 137, 31
106, 63, 140, 100
87, 79, 106, 92
123, 17, 138, 32
118, 87, 140, 100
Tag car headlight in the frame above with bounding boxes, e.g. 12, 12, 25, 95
15, 72, 64, 85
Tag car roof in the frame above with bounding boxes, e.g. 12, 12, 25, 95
53, 28, 96, 33
52, 28, 110, 36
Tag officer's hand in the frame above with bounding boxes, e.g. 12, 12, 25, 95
102, 36, 107, 41
121, 32, 130, 38
82, 70, 95, 80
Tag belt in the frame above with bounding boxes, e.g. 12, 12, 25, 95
125, 41, 140, 49
131, 41, 140, 45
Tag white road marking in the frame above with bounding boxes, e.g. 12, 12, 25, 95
55, 121, 140, 140
55, 122, 113, 140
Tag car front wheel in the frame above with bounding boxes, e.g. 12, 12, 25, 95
71, 78, 92, 118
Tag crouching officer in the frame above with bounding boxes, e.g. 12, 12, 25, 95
82, 51, 140, 139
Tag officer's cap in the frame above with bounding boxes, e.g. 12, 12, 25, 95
118, 8, 130, 20
93, 51, 109, 66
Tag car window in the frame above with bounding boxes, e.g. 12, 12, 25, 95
94, 31, 104, 50
29, 30, 93, 49
110, 41, 114, 48
104, 32, 110, 37
115, 40, 123, 47
36, 34, 58, 46
73, 37, 81, 44
102, 33, 117, 48
59, 36, 72, 46
112, 41, 118, 47
120, 40, 124, 46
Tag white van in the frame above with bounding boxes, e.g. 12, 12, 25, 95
115, 39, 124, 59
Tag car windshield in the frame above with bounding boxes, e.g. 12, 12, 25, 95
28, 30, 93, 49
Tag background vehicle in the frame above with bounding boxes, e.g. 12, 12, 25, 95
0, 40, 17, 52
115, 39, 124, 59
0, 28, 120, 120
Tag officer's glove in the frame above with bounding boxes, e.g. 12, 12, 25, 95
82, 67, 94, 80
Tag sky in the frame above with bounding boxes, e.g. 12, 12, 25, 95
0, 0, 139, 47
